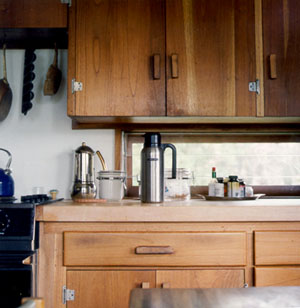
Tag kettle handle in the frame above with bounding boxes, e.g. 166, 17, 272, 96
0, 148, 12, 171
162, 144, 177, 179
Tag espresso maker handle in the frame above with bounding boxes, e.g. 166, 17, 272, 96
162, 144, 177, 179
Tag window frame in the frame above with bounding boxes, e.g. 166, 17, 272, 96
124, 132, 300, 197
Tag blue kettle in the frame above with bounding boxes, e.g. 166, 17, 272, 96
0, 148, 14, 197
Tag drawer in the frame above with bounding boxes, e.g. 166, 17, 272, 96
255, 231, 300, 265
64, 232, 246, 267
255, 268, 300, 286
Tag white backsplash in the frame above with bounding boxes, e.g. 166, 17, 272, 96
0, 49, 114, 199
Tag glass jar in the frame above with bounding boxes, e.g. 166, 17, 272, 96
164, 168, 193, 201
97, 171, 126, 201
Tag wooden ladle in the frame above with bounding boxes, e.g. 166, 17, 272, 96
0, 44, 12, 121
43, 45, 62, 95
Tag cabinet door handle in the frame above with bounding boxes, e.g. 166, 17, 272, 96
162, 282, 170, 288
141, 282, 150, 289
135, 246, 174, 255
153, 54, 161, 80
171, 54, 179, 78
269, 54, 277, 79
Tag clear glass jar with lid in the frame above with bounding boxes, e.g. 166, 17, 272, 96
164, 168, 193, 201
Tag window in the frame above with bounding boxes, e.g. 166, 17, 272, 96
125, 133, 300, 196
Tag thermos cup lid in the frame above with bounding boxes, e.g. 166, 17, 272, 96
144, 132, 161, 147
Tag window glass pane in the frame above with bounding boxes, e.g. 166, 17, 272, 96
131, 142, 300, 186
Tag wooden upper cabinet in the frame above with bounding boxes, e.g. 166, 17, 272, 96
263, 0, 300, 116
69, 0, 257, 119
166, 0, 256, 116
70, 0, 165, 117
0, 0, 67, 28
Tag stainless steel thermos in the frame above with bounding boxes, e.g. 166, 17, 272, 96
140, 133, 176, 203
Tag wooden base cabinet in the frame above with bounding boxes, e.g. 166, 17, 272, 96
254, 231, 300, 286
66, 269, 245, 308
37, 220, 300, 308
66, 270, 156, 308
255, 268, 300, 287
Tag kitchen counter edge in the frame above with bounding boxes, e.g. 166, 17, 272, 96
36, 199, 300, 222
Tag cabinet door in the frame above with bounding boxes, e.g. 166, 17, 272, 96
255, 268, 300, 286
66, 270, 155, 308
166, 0, 256, 116
263, 0, 300, 116
0, 0, 67, 28
71, 0, 165, 117
156, 269, 245, 288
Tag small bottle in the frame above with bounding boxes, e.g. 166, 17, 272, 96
239, 180, 245, 198
208, 167, 218, 196
228, 175, 239, 197
215, 177, 224, 197
223, 177, 229, 197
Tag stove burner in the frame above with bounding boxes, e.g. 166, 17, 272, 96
21, 194, 51, 204
0, 196, 17, 203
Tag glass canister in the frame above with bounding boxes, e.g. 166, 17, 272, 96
97, 171, 126, 201
164, 168, 193, 201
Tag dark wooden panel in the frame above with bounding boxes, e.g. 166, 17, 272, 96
75, 0, 165, 117
166, 0, 256, 117
234, 0, 256, 116
263, 0, 300, 116
0, 0, 67, 28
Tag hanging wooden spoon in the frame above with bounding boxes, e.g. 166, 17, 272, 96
43, 44, 62, 95
0, 44, 12, 121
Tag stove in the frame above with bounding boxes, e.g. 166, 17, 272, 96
0, 196, 40, 308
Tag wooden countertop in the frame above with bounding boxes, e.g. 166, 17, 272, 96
36, 199, 300, 222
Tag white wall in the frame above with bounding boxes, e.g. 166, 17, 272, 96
0, 50, 114, 199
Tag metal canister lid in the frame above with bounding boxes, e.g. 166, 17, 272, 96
97, 170, 126, 180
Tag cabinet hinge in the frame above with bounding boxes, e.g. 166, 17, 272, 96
249, 79, 260, 94
61, 0, 72, 6
72, 79, 83, 94
63, 286, 75, 304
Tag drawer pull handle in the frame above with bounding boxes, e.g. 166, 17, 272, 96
135, 246, 174, 255
269, 54, 277, 79
141, 282, 150, 289
162, 282, 170, 288
153, 54, 161, 80
171, 54, 179, 78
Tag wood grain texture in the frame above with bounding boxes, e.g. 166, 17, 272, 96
67, 0, 77, 116
255, 267, 300, 286
156, 269, 245, 288
255, 0, 265, 117
67, 270, 155, 308
0, 0, 67, 28
74, 0, 165, 116
166, 0, 256, 116
37, 225, 66, 308
255, 231, 300, 265
263, 0, 300, 116
63, 232, 246, 266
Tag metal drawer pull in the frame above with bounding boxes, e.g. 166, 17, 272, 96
162, 282, 170, 288
171, 54, 179, 78
153, 54, 161, 80
135, 246, 174, 255
269, 54, 277, 79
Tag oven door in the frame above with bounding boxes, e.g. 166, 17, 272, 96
0, 264, 32, 308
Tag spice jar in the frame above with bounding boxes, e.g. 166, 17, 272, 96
164, 168, 193, 201
228, 175, 239, 197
